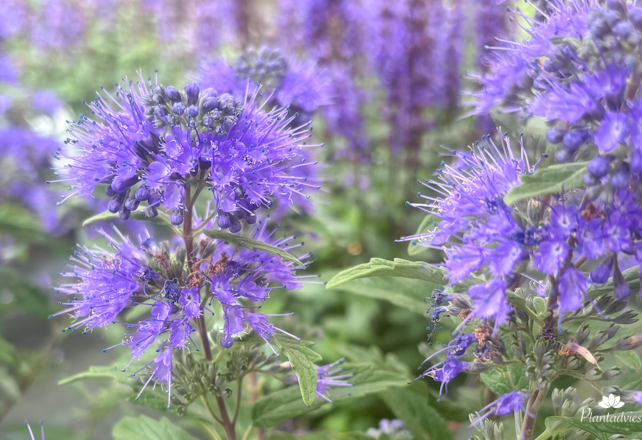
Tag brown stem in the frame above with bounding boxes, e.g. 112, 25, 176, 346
216, 395, 237, 440
521, 388, 548, 440
184, 184, 214, 362
183, 183, 235, 438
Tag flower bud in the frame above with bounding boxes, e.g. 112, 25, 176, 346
591, 256, 613, 284
185, 83, 200, 105
588, 156, 610, 178
546, 128, 567, 144
186, 105, 199, 118
172, 103, 185, 115
165, 86, 181, 102
135, 186, 150, 202
108, 198, 121, 213
119, 208, 131, 220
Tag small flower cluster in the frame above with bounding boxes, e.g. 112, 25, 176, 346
365, 0, 465, 153
51, 222, 317, 406
197, 46, 331, 130
399, 126, 642, 436
402, 132, 642, 330
54, 73, 319, 230
473, 0, 642, 199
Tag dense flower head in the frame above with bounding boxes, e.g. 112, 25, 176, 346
401, 131, 642, 331
52, 221, 317, 406
198, 46, 331, 126
54, 72, 320, 229
472, 0, 642, 199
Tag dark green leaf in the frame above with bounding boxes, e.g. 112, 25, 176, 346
380, 387, 454, 440
326, 258, 446, 290
82, 209, 173, 227
203, 229, 305, 268
112, 415, 198, 440
251, 363, 407, 428
503, 162, 588, 205
480, 365, 528, 396
407, 215, 438, 256
273, 336, 323, 407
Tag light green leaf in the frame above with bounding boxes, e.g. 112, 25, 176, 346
507, 292, 545, 326
328, 276, 435, 315
251, 363, 407, 428
480, 365, 528, 396
326, 258, 446, 290
82, 209, 173, 227
113, 415, 198, 440
503, 162, 588, 205
407, 214, 438, 256
203, 229, 305, 268
380, 387, 454, 440
59, 365, 130, 386
614, 351, 642, 372
273, 336, 323, 407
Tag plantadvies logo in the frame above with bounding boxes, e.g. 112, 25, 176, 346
580, 394, 642, 428
598, 394, 625, 409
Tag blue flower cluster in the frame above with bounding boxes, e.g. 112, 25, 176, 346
55, 73, 318, 230
51, 222, 318, 407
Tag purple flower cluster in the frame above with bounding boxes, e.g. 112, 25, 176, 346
55, 73, 318, 230
365, 0, 465, 153
473, 0, 642, 197
197, 46, 331, 128
402, 132, 642, 330
51, 222, 317, 406
0, 127, 66, 233
141, 0, 237, 55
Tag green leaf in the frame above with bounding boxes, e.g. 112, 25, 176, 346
82, 209, 173, 227
480, 365, 528, 396
326, 258, 446, 290
614, 351, 642, 372
507, 291, 545, 326
588, 265, 640, 300
273, 336, 323, 407
537, 412, 642, 440
407, 215, 438, 256
203, 229, 305, 268
59, 365, 130, 386
503, 162, 588, 205
251, 363, 407, 428
328, 276, 436, 315
380, 387, 454, 440
113, 415, 199, 440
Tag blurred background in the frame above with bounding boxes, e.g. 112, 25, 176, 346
0, 0, 533, 438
